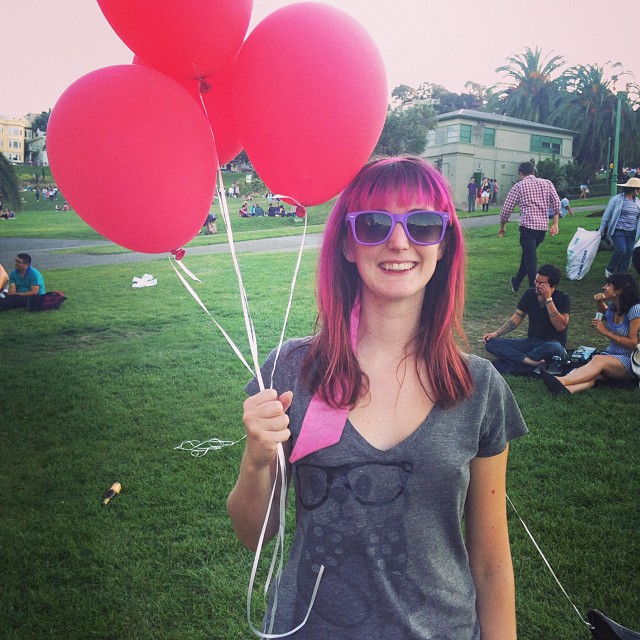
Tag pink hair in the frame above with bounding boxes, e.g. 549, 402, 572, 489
303, 156, 473, 409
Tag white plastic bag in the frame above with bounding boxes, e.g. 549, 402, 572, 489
566, 228, 601, 280
631, 346, 640, 382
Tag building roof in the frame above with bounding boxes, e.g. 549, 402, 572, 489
437, 109, 577, 136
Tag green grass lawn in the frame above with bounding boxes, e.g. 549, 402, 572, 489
4, 188, 499, 247
1, 190, 336, 243
0, 202, 638, 639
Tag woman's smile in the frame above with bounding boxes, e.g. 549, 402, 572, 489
379, 261, 417, 272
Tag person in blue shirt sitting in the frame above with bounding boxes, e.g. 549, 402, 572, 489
0, 253, 45, 312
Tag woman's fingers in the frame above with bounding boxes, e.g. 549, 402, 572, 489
242, 389, 293, 467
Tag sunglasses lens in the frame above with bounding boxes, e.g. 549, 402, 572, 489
406, 212, 444, 244
353, 212, 392, 244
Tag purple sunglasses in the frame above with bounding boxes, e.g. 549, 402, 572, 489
345, 210, 450, 246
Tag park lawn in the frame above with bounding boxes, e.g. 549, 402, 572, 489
0, 193, 335, 243
50, 224, 328, 256
1, 209, 638, 639
4, 188, 495, 246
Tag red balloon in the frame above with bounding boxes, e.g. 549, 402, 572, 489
232, 3, 388, 206
199, 62, 243, 166
133, 55, 242, 166
47, 65, 217, 253
98, 0, 252, 81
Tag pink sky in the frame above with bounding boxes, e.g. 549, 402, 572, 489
3, 0, 637, 117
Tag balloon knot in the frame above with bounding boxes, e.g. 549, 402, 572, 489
172, 248, 186, 261
199, 79, 212, 93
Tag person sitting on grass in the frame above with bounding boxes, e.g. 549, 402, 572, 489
0, 253, 45, 312
483, 264, 570, 370
542, 273, 640, 395
558, 192, 574, 218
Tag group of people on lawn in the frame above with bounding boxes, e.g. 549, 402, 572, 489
4, 164, 640, 397
3, 156, 639, 639
483, 166, 640, 395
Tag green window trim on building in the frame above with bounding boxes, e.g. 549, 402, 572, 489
482, 127, 495, 147
460, 124, 472, 144
530, 134, 562, 155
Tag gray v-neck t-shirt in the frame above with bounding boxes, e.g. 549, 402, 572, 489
246, 338, 528, 639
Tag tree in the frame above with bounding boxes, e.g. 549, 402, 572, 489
0, 154, 22, 210
532, 156, 565, 191
551, 63, 639, 172
562, 159, 592, 189
31, 110, 51, 133
374, 103, 437, 156
487, 47, 565, 123
463, 81, 488, 109
391, 84, 415, 106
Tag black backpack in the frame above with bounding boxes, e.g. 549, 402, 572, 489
28, 291, 66, 311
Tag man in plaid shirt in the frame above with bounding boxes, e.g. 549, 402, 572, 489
499, 162, 561, 292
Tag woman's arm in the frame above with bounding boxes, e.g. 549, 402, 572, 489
598, 196, 616, 234
594, 316, 640, 350
465, 446, 517, 640
227, 389, 293, 551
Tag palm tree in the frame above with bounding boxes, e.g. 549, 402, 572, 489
0, 154, 21, 211
551, 63, 639, 171
487, 47, 565, 123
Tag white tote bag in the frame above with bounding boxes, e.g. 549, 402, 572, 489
566, 227, 601, 280
632, 345, 640, 383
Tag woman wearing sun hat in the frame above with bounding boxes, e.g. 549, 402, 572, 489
598, 176, 640, 275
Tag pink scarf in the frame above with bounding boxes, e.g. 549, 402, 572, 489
289, 296, 361, 463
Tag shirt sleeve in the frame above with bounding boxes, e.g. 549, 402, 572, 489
515, 289, 530, 314
599, 197, 616, 233
628, 304, 640, 322
477, 364, 528, 458
34, 272, 45, 293
548, 182, 561, 216
244, 338, 310, 397
554, 292, 571, 315
500, 183, 520, 224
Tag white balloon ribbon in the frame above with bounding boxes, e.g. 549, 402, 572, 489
171, 170, 318, 637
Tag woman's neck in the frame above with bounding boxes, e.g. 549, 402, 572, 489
357, 296, 422, 354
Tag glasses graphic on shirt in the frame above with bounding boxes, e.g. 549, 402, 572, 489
296, 461, 414, 511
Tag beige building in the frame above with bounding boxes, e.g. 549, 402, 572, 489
0, 114, 32, 164
422, 109, 576, 209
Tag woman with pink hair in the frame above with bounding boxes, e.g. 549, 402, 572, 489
228, 156, 527, 639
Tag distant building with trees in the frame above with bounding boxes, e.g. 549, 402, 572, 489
421, 109, 575, 209
0, 112, 49, 165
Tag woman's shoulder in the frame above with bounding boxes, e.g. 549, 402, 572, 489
456, 354, 524, 420
247, 337, 313, 394
463, 353, 499, 386
272, 336, 314, 367
280, 335, 314, 351
628, 303, 640, 319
